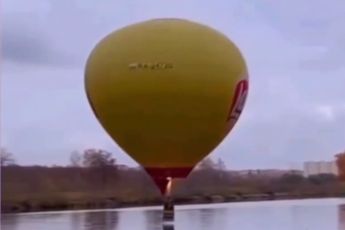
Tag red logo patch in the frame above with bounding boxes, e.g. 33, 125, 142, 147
226, 79, 249, 123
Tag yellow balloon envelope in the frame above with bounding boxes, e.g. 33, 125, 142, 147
85, 18, 249, 193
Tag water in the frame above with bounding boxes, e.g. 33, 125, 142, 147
2, 198, 345, 230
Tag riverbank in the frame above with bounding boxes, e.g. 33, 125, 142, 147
3, 165, 345, 214
2, 192, 344, 214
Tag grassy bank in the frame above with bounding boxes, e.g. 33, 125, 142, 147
2, 192, 344, 214
2, 165, 345, 213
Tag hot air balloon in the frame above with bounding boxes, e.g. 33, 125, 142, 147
85, 18, 249, 220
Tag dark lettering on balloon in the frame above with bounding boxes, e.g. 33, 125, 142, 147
226, 79, 248, 123
128, 62, 174, 70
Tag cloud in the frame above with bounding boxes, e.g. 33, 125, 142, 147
1, 20, 76, 67
248, 0, 345, 70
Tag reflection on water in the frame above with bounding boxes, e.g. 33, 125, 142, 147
84, 211, 119, 230
2, 198, 345, 230
338, 204, 345, 230
163, 223, 175, 230
144, 210, 163, 230
70, 213, 83, 230
1, 214, 18, 230
163, 224, 175, 230
181, 206, 227, 230
197, 208, 217, 228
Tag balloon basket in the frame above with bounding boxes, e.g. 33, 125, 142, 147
163, 196, 174, 222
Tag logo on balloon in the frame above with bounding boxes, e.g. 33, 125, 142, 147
226, 79, 248, 125
128, 62, 174, 70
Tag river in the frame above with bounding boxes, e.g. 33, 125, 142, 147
2, 198, 345, 230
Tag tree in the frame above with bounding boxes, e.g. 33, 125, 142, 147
0, 148, 15, 167
70, 151, 82, 167
82, 149, 116, 168
278, 173, 305, 185
196, 157, 216, 170
216, 158, 226, 171
308, 173, 337, 185
81, 149, 117, 189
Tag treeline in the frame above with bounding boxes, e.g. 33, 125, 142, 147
2, 148, 345, 213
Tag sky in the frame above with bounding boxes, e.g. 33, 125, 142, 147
1, 0, 345, 169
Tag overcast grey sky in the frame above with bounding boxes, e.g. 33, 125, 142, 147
2, 0, 345, 169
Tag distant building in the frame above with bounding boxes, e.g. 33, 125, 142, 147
303, 161, 338, 177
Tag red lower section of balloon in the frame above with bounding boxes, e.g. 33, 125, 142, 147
145, 167, 194, 178
144, 167, 194, 194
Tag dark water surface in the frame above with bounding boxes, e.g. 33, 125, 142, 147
2, 198, 345, 230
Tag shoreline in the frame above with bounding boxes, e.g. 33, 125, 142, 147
3, 193, 344, 214
3, 166, 344, 215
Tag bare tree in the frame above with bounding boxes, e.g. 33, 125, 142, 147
81, 149, 117, 189
70, 150, 82, 167
216, 158, 226, 171
82, 149, 116, 168
196, 157, 216, 170
0, 148, 15, 167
